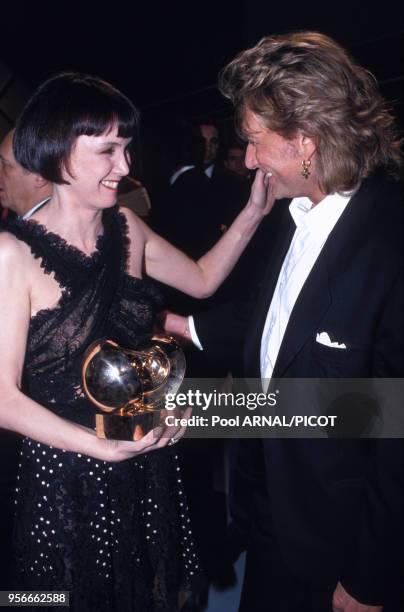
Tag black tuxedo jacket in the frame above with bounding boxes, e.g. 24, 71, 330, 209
194, 172, 404, 604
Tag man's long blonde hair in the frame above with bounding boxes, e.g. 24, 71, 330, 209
219, 31, 403, 193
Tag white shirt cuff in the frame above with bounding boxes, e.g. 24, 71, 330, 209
188, 316, 203, 350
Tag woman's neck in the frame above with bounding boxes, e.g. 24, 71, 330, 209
29, 190, 105, 255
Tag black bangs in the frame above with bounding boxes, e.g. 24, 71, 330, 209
14, 72, 139, 184
68, 77, 139, 139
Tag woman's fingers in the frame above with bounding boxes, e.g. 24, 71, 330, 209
249, 169, 275, 215
144, 406, 192, 450
104, 406, 193, 460
171, 407, 192, 443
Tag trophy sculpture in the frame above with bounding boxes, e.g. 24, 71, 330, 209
82, 334, 186, 441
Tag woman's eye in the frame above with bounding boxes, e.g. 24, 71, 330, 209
102, 148, 114, 155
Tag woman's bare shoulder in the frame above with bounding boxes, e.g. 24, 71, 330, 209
0, 232, 32, 310
118, 206, 149, 237
118, 206, 151, 251
0, 231, 31, 267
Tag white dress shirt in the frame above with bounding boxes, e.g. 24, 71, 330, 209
204, 164, 214, 178
260, 192, 352, 387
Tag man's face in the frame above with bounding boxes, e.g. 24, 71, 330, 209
0, 130, 36, 215
242, 108, 307, 201
200, 124, 219, 166
224, 147, 249, 177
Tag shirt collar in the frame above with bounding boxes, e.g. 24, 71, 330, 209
205, 163, 214, 178
289, 191, 353, 246
21, 197, 52, 220
170, 165, 195, 186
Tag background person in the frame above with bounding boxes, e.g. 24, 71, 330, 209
0, 128, 52, 218
223, 139, 250, 181
199, 122, 219, 177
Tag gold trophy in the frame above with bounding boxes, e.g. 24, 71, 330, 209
81, 334, 186, 441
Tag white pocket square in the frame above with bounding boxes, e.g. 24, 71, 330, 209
316, 331, 346, 349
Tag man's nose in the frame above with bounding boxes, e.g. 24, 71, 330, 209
245, 144, 257, 169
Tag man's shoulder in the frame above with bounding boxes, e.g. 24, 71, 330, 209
356, 171, 403, 211
332, 171, 403, 275
345, 171, 403, 242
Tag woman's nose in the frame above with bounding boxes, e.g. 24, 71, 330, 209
116, 150, 130, 176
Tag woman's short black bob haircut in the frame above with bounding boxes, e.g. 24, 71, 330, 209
13, 72, 139, 184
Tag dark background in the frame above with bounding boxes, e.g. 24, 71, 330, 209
1, 0, 403, 125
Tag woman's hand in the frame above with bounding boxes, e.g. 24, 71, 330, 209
93, 407, 191, 462
247, 169, 275, 217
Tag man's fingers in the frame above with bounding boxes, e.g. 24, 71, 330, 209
162, 312, 189, 339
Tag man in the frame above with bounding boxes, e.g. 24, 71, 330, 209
199, 122, 220, 177
166, 32, 404, 611
223, 140, 251, 181
198, 121, 251, 238
150, 118, 219, 261
0, 128, 51, 218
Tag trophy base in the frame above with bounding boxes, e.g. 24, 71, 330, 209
96, 410, 161, 441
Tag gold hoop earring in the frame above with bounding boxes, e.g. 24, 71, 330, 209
301, 159, 311, 179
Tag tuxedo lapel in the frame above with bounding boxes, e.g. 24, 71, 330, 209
244, 207, 295, 376
272, 255, 331, 377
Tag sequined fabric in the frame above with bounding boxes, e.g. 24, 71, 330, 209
6, 207, 200, 611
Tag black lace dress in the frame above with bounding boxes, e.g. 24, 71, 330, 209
6, 207, 200, 611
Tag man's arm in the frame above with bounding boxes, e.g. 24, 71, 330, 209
164, 297, 253, 370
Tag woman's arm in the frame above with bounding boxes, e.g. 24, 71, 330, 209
0, 234, 182, 462
124, 169, 273, 298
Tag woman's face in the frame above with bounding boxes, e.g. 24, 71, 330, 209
242, 108, 315, 202
61, 125, 132, 209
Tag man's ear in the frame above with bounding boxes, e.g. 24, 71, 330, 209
33, 174, 49, 189
296, 133, 316, 159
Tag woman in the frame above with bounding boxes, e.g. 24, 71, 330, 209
0, 73, 272, 611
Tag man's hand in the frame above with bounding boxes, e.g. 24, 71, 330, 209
332, 582, 383, 612
248, 168, 275, 216
161, 311, 191, 342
